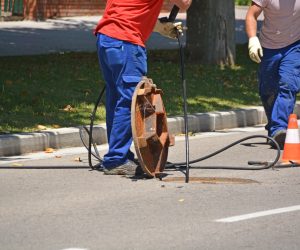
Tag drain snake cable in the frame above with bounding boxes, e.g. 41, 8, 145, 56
79, 12, 300, 172
80, 111, 300, 171
78, 82, 300, 172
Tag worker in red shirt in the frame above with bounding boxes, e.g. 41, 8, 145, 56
95, 0, 192, 175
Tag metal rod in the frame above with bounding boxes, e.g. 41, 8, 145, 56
178, 32, 190, 183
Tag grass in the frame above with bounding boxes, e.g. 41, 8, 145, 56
235, 0, 251, 5
0, 44, 261, 133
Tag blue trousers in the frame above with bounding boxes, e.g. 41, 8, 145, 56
96, 34, 147, 167
259, 40, 300, 136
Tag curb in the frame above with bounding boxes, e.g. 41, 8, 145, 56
1, 103, 300, 157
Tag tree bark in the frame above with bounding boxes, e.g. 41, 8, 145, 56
186, 0, 236, 65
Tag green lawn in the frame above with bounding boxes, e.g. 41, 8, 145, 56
235, 0, 251, 5
0, 44, 261, 133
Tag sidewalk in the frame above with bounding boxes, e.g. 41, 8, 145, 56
1, 103, 300, 157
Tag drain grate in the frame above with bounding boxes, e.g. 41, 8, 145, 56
162, 177, 259, 184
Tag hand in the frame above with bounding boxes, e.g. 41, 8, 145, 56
154, 20, 183, 39
248, 36, 263, 63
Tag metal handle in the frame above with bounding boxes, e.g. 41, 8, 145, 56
159, 5, 180, 23
168, 5, 180, 22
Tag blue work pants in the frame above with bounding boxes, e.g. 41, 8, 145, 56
96, 34, 147, 167
259, 40, 300, 136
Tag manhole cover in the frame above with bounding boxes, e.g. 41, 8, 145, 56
162, 177, 259, 184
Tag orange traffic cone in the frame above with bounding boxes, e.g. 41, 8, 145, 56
282, 114, 300, 163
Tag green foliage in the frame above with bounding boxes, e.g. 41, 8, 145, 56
0, 45, 260, 133
235, 0, 251, 5
0, 53, 105, 133
148, 44, 259, 116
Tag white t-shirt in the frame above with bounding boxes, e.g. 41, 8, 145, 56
253, 0, 300, 49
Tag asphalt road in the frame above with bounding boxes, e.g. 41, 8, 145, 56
1, 7, 296, 250
1, 126, 300, 250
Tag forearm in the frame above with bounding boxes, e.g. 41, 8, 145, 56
246, 3, 264, 63
245, 2, 262, 38
170, 0, 192, 11
246, 14, 258, 38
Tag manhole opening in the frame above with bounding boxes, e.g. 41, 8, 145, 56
162, 177, 259, 184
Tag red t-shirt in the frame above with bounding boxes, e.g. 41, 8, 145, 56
94, 0, 164, 47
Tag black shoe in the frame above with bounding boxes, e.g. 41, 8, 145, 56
130, 158, 145, 176
93, 161, 104, 171
103, 160, 144, 176
269, 130, 286, 150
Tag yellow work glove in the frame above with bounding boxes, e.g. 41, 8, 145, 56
248, 36, 263, 63
153, 20, 183, 39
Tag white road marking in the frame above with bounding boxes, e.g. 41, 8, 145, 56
216, 205, 300, 223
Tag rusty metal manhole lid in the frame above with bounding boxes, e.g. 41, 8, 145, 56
131, 77, 174, 178
162, 177, 259, 184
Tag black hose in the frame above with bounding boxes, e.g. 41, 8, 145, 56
79, 85, 106, 170
79, 126, 101, 161
165, 135, 282, 170
166, 24, 286, 177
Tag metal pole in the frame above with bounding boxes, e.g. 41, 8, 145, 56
168, 4, 190, 183
178, 33, 190, 183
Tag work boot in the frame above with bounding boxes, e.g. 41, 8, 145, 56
103, 160, 144, 176
269, 130, 287, 150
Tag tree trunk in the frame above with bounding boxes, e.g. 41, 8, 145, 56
186, 0, 236, 65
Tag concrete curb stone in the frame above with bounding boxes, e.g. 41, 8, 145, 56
1, 102, 300, 157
